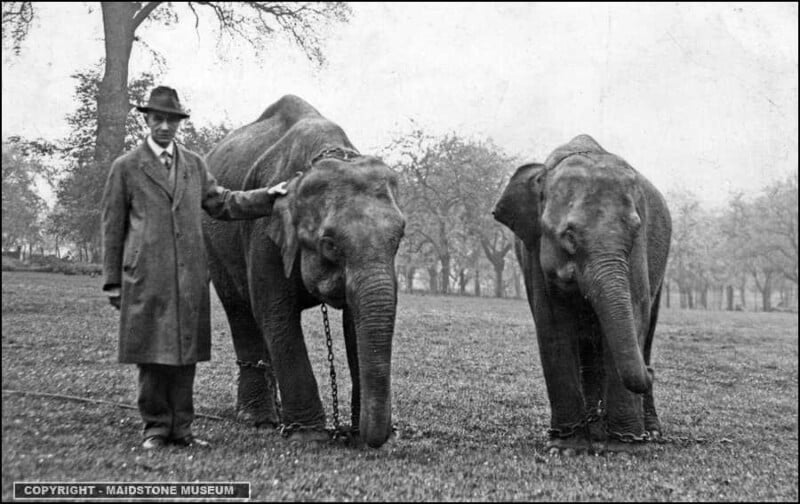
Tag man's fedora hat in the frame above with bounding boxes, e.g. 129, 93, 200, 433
136, 86, 190, 118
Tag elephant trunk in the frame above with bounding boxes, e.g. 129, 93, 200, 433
347, 266, 397, 448
584, 256, 651, 394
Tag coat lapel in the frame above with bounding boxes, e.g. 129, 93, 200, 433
171, 145, 189, 210
138, 143, 174, 199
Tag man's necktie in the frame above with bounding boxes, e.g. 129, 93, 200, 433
161, 151, 172, 170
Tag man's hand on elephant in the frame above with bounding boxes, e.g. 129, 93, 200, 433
268, 181, 288, 196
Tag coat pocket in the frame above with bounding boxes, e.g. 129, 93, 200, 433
122, 241, 141, 272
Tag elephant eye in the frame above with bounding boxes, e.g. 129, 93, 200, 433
320, 236, 341, 263
561, 227, 578, 255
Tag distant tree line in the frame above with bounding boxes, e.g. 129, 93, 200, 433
383, 130, 798, 308
665, 178, 797, 312
4, 87, 797, 309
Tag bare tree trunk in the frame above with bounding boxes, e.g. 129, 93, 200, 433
761, 272, 773, 312
474, 268, 481, 297
96, 3, 136, 176
726, 285, 734, 311
665, 281, 671, 308
739, 280, 747, 309
440, 255, 451, 295
493, 261, 504, 298
405, 266, 416, 294
427, 266, 438, 294
89, 3, 140, 249
458, 269, 467, 295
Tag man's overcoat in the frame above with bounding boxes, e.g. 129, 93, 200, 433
102, 142, 276, 365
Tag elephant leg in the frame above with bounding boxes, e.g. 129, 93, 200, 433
262, 300, 328, 442
535, 302, 592, 453
600, 341, 647, 452
342, 308, 361, 430
215, 285, 280, 427
642, 289, 663, 438
579, 327, 606, 443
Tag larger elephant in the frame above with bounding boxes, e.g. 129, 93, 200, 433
202, 95, 405, 448
493, 134, 671, 453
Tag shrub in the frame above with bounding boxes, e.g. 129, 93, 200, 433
1, 255, 101, 276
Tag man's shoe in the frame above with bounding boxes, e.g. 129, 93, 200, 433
141, 435, 167, 450
171, 435, 211, 448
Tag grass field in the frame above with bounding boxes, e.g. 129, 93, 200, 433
2, 271, 798, 501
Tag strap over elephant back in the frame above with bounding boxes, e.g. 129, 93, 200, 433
309, 146, 361, 167
543, 134, 608, 171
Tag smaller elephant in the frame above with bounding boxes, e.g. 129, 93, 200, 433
493, 135, 671, 453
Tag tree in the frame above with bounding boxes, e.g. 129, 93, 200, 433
724, 177, 798, 311
1, 140, 47, 257
51, 66, 155, 261
666, 189, 702, 309
390, 129, 457, 294
3, 1, 351, 254
179, 120, 232, 156
756, 175, 798, 285
388, 129, 517, 297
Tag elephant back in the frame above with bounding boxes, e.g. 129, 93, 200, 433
206, 95, 354, 191
543, 134, 608, 171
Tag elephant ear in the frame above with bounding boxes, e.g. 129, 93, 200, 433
266, 174, 303, 278
493, 163, 546, 251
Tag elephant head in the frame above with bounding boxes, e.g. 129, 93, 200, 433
493, 135, 652, 394
268, 154, 405, 447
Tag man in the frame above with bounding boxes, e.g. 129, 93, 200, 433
101, 86, 287, 451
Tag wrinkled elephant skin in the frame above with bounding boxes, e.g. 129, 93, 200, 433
202, 95, 405, 448
493, 134, 671, 453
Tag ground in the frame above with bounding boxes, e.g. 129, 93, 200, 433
2, 271, 797, 500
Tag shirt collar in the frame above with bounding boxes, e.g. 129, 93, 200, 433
147, 136, 175, 158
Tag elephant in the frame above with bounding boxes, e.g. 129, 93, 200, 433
492, 134, 671, 453
202, 95, 405, 448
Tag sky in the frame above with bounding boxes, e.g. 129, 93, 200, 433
2, 2, 798, 207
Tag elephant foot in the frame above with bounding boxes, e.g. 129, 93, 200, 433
594, 439, 649, 454
338, 427, 397, 449
594, 430, 651, 453
644, 417, 662, 437
546, 436, 593, 456
236, 361, 280, 427
236, 408, 280, 428
588, 418, 607, 442
282, 425, 331, 444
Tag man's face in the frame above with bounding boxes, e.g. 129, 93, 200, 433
146, 112, 182, 147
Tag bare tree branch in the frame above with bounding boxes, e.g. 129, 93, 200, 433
2, 1, 34, 55
132, 1, 164, 28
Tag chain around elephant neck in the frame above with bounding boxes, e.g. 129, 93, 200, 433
321, 303, 341, 433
